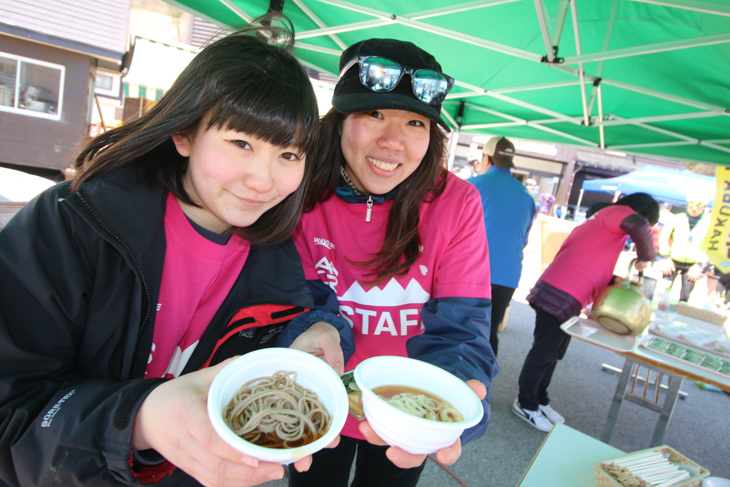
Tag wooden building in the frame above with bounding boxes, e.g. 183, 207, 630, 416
0, 0, 130, 177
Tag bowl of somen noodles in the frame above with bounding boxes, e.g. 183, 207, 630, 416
207, 348, 348, 464
354, 355, 484, 455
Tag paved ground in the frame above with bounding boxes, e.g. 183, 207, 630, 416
268, 214, 730, 486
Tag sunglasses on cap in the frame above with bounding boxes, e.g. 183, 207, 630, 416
340, 55, 455, 105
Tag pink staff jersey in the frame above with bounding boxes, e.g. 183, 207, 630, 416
540, 204, 636, 308
145, 193, 250, 378
293, 172, 491, 439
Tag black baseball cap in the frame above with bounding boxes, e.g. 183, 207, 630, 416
333, 38, 451, 132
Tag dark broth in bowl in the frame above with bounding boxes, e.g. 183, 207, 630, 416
224, 370, 331, 449
372, 385, 464, 422
232, 418, 329, 449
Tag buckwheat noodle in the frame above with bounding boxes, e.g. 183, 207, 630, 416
223, 370, 331, 449
380, 392, 464, 422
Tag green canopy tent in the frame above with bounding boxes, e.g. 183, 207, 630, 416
166, 0, 730, 165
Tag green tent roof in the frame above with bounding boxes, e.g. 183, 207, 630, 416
167, 0, 730, 165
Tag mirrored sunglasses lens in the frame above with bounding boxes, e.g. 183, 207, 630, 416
413, 70, 450, 104
360, 57, 402, 92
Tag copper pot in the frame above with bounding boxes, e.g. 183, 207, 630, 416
592, 259, 652, 336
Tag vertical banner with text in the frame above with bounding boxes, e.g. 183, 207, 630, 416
702, 166, 730, 273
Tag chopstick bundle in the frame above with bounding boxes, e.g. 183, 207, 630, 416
603, 451, 692, 487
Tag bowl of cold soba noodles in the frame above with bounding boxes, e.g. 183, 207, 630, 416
353, 355, 484, 455
207, 348, 348, 464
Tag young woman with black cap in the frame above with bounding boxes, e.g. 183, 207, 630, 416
278, 38, 498, 487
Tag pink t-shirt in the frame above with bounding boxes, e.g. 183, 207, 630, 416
145, 193, 249, 378
540, 205, 635, 307
293, 173, 490, 439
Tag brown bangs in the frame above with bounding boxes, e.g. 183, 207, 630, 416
205, 67, 319, 157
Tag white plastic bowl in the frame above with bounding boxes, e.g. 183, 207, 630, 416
354, 355, 484, 455
207, 348, 348, 464
704, 478, 730, 487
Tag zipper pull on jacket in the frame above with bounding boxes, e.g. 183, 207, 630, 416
366, 195, 373, 222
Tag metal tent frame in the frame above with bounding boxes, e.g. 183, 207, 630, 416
167, 0, 730, 165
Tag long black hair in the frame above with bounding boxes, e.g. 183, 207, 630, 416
72, 14, 319, 244
305, 108, 448, 283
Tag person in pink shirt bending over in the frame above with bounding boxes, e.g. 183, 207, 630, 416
513, 192, 659, 432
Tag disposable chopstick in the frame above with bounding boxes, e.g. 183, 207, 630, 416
612, 451, 664, 464
631, 465, 677, 475
636, 471, 679, 482
619, 457, 667, 469
652, 471, 690, 487
607, 449, 693, 487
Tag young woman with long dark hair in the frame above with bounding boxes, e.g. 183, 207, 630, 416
0, 16, 352, 487
281, 38, 498, 487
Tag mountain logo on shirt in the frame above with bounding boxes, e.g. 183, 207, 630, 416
314, 237, 335, 250
162, 340, 199, 379
338, 278, 429, 336
339, 278, 429, 306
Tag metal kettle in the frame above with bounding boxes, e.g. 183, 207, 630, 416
591, 259, 652, 336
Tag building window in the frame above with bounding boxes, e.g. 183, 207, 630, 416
0, 56, 17, 108
0, 52, 64, 119
96, 72, 113, 90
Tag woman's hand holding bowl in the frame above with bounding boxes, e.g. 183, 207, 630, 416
358, 378, 486, 469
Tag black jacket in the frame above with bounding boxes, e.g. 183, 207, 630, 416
0, 166, 317, 486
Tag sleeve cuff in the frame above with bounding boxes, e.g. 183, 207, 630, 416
133, 448, 165, 466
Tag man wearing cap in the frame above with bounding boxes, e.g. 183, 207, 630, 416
657, 195, 712, 302
469, 137, 536, 356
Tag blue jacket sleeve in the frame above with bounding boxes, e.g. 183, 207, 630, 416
406, 296, 498, 445
277, 280, 355, 362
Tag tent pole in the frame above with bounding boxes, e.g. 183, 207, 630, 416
551, 0, 570, 47
533, 0, 555, 63
601, 77, 725, 110
446, 101, 465, 171
576, 188, 584, 212
562, 33, 730, 65
292, 0, 347, 49
447, 128, 460, 172
303, 1, 543, 62
629, 0, 730, 17
595, 110, 725, 127
569, 0, 591, 126
586, 0, 620, 116
598, 82, 605, 148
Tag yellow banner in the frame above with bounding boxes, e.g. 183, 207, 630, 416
703, 166, 730, 273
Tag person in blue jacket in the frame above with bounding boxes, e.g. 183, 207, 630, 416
470, 136, 536, 356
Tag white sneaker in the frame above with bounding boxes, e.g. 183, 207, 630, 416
512, 399, 554, 432
539, 404, 565, 424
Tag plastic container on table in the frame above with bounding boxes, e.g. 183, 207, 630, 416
656, 281, 673, 318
